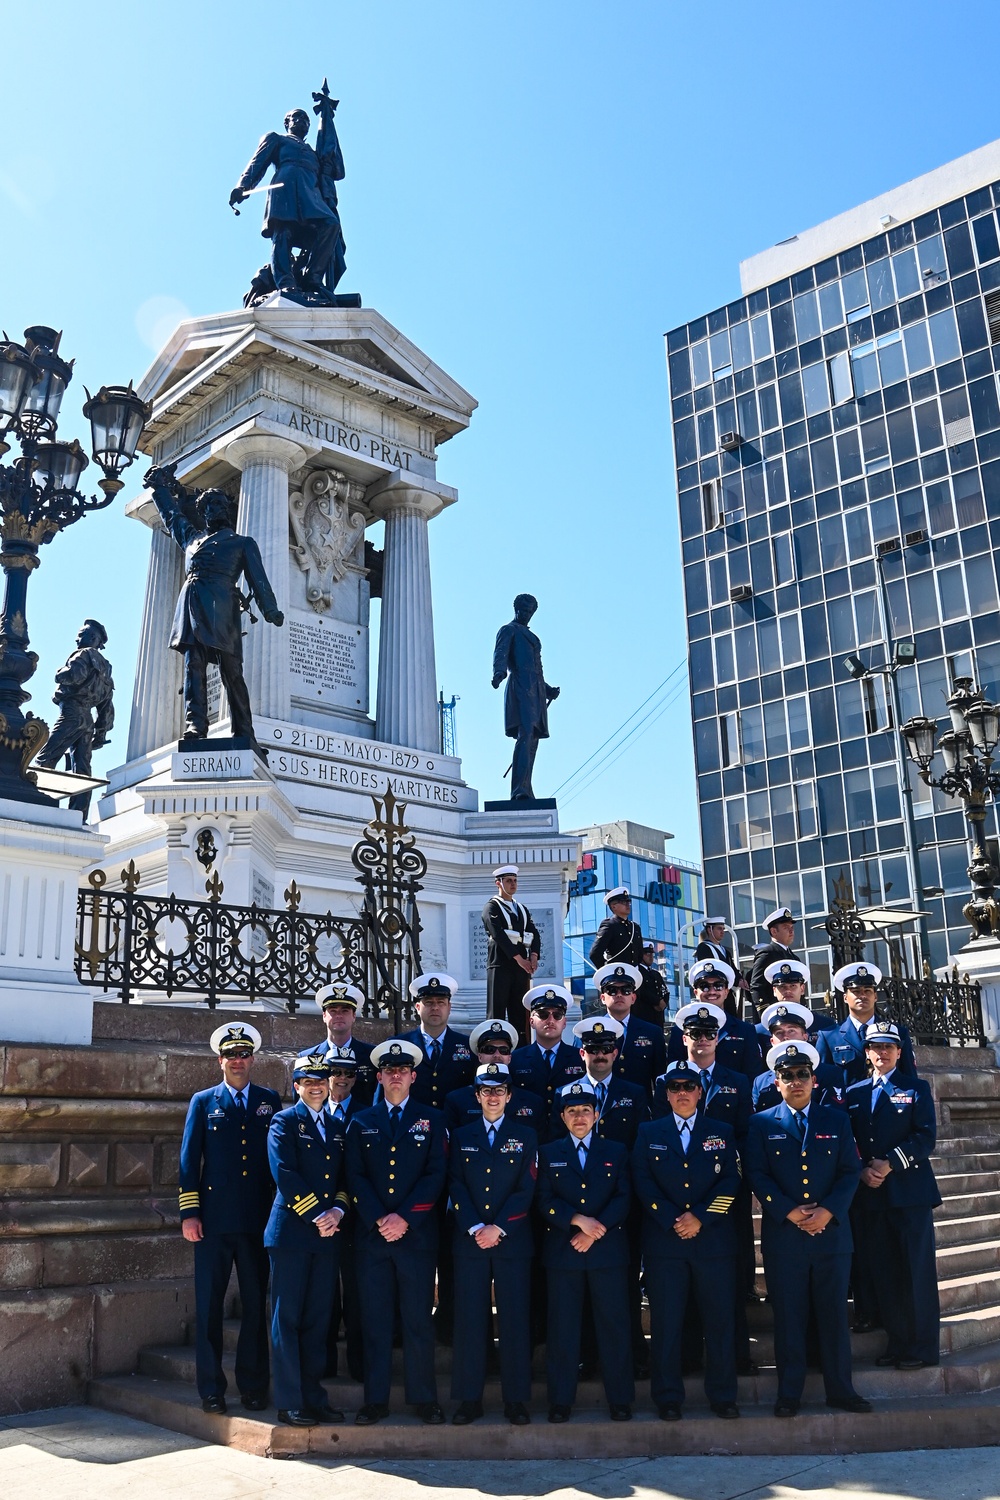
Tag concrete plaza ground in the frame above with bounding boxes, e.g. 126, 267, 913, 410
0, 1407, 997, 1500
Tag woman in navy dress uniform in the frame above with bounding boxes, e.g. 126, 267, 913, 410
448, 1063, 538, 1425
846, 1022, 941, 1369
264, 1055, 349, 1427
536, 1079, 634, 1422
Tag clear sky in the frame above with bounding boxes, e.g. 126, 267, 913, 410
3, 0, 1000, 863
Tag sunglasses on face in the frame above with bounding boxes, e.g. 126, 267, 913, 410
533, 1007, 564, 1019
583, 1043, 617, 1055
479, 1044, 512, 1056
778, 1067, 814, 1083
695, 982, 727, 992
327, 1068, 355, 1079
603, 986, 634, 997
667, 1081, 699, 1094
684, 1027, 718, 1040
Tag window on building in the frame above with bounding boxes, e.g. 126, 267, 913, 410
829, 349, 853, 404
835, 678, 867, 739
845, 768, 875, 827
892, 246, 921, 298
794, 781, 819, 838
926, 478, 955, 535
973, 212, 1000, 265
741, 705, 766, 763
720, 711, 741, 767
786, 695, 811, 750
726, 796, 749, 852
771, 784, 797, 844
715, 633, 735, 684
842, 268, 870, 322
966, 554, 999, 615
850, 342, 879, 397
801, 359, 830, 416
819, 280, 843, 330
691, 339, 710, 386
702, 479, 721, 530
793, 290, 821, 342
876, 330, 906, 385
779, 612, 804, 666
903, 320, 932, 373
914, 399, 944, 454
862, 673, 892, 733
709, 555, 729, 606
953, 469, 986, 526
872, 763, 901, 822
867, 258, 895, 311
845, 508, 873, 562
758, 384, 780, 431
936, 564, 969, 622
747, 791, 772, 849
751, 312, 772, 359
757, 617, 782, 675
710, 328, 732, 380
731, 319, 753, 370
917, 231, 947, 286
942, 386, 974, 448
928, 307, 960, 362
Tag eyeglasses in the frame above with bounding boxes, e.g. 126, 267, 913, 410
602, 986, 634, 997
684, 1027, 718, 1040
479, 1044, 512, 1056
533, 1007, 564, 1019
666, 1081, 699, 1093
777, 1067, 813, 1083
327, 1068, 355, 1079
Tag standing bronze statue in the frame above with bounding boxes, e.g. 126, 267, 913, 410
36, 619, 114, 816
491, 594, 559, 802
230, 80, 359, 309
142, 464, 283, 754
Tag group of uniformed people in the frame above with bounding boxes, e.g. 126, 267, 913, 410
178, 881, 941, 1427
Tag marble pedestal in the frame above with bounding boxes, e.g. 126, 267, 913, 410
0, 797, 107, 1045
945, 936, 1000, 1044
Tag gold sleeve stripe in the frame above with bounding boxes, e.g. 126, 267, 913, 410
178, 1192, 200, 1207
292, 1194, 320, 1215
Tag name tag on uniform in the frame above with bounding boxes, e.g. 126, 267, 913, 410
768, 1134, 785, 1140
463, 1145, 479, 1153
361, 1128, 378, 1136
703, 1136, 726, 1151
501, 1139, 524, 1154
208, 1109, 225, 1120
550, 1160, 568, 1168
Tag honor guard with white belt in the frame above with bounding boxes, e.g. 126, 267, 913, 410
178, 1022, 279, 1416
482, 865, 541, 1043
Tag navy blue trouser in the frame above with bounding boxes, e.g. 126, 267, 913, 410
268, 1246, 337, 1412
356, 1235, 437, 1407
866, 1206, 940, 1364
193, 1232, 269, 1400
326, 1228, 364, 1379
646, 1253, 738, 1407
450, 1251, 532, 1404
546, 1262, 634, 1408
767, 1245, 855, 1402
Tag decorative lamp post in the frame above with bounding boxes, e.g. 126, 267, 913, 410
901, 677, 1000, 941
0, 326, 148, 805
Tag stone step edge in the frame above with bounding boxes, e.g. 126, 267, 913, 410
87, 1374, 1000, 1458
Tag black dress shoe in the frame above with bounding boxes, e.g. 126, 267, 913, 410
826, 1395, 872, 1413
711, 1402, 740, 1419
201, 1396, 227, 1415
774, 1398, 799, 1418
896, 1358, 929, 1370
241, 1395, 268, 1412
505, 1402, 531, 1425
548, 1404, 571, 1423
451, 1401, 483, 1425
355, 1403, 389, 1426
277, 1409, 317, 1426
416, 1402, 445, 1425
309, 1404, 344, 1423
875, 1354, 898, 1368
657, 1403, 682, 1421
609, 1404, 632, 1421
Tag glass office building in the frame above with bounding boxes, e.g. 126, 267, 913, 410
667, 141, 1000, 992
564, 820, 704, 1015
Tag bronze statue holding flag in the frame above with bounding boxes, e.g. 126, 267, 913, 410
230, 80, 359, 309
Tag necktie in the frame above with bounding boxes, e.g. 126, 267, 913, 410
699, 1069, 711, 1094
314, 1111, 326, 1142
577, 1141, 588, 1170
678, 1119, 691, 1155
487, 1123, 497, 1148
547, 1049, 556, 1070
234, 1090, 246, 1117
333, 1103, 345, 1123
428, 1038, 441, 1066
595, 1081, 607, 1109
873, 1079, 889, 1110
791, 1110, 806, 1144
390, 1105, 402, 1138
858, 1021, 868, 1042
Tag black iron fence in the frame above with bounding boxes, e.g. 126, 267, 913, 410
75, 789, 424, 1027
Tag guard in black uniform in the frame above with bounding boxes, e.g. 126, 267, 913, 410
752, 998, 846, 1113
748, 907, 802, 1020
306, 980, 376, 1105
265, 1055, 350, 1427
635, 942, 668, 1027
449, 1063, 538, 1425
536, 1079, 634, 1422
444, 1018, 546, 1136
509, 984, 586, 1113
667, 961, 764, 1085
323, 1052, 365, 1383
588, 885, 644, 970
817, 962, 918, 1088
345, 1038, 447, 1426
178, 1022, 280, 1415
594, 962, 667, 1095
632, 1061, 741, 1420
695, 917, 738, 969
846, 1022, 941, 1369
745, 1040, 868, 1418
482, 864, 541, 1044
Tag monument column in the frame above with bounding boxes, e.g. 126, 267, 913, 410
127, 521, 185, 759
222, 432, 308, 726
369, 482, 445, 752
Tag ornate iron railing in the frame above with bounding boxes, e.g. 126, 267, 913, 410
75, 789, 424, 1026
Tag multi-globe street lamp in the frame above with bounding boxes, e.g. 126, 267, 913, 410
902, 677, 1000, 941
0, 326, 148, 805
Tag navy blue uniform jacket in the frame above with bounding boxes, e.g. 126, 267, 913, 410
509, 1039, 586, 1111
612, 1015, 667, 1093
305, 1036, 377, 1107
816, 1016, 917, 1087
591, 1077, 650, 1149
263, 1100, 349, 1250
179, 1081, 281, 1233
652, 1061, 751, 1142
449, 1117, 538, 1259
846, 1075, 941, 1210
668, 1016, 764, 1084
631, 1115, 740, 1259
399, 1026, 476, 1110
345, 1099, 447, 1244
443, 1083, 546, 1136
746, 1102, 861, 1258
535, 1135, 631, 1270
752, 1063, 846, 1114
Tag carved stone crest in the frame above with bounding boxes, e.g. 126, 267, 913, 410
289, 468, 366, 613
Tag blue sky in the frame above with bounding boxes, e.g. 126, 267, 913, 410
3, 0, 1000, 861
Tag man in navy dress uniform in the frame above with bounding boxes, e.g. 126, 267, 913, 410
323, 1052, 365, 1383
444, 1018, 546, 1136
846, 1022, 941, 1369
632, 1061, 741, 1420
817, 962, 918, 1088
482, 864, 541, 1043
306, 981, 376, 1106
761, 959, 837, 1048
667, 960, 764, 1084
593, 962, 666, 1095
536, 1079, 634, 1422
574, 1013, 650, 1374
178, 1022, 280, 1415
748, 907, 803, 1019
345, 1038, 447, 1426
509, 984, 586, 1112
752, 997, 846, 1113
589, 886, 645, 969
265, 1055, 349, 1427
746, 1040, 869, 1418
449, 1063, 538, 1425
